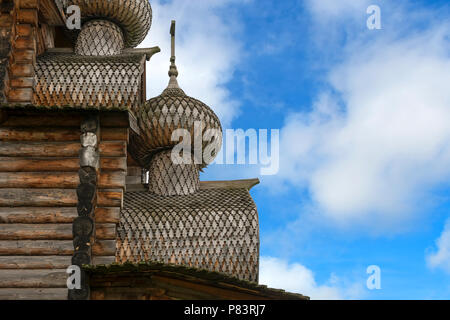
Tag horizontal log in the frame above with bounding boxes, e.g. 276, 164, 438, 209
0, 157, 126, 172
0, 240, 73, 255
92, 240, 116, 256
0, 207, 119, 224
0, 171, 125, 189
0, 189, 77, 207
16, 9, 38, 25
0, 240, 113, 256
7, 88, 33, 102
0, 207, 76, 224
99, 113, 129, 128
9, 77, 34, 88
0, 172, 78, 188
0, 141, 126, 157
0, 223, 115, 240
11, 49, 35, 63
0, 114, 81, 127
0, 224, 72, 240
97, 190, 123, 207
101, 128, 128, 142
0, 288, 68, 300
95, 207, 120, 224
0, 269, 67, 288
0, 127, 80, 141
9, 63, 34, 77
0, 256, 71, 269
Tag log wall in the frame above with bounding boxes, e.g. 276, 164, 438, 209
0, 110, 127, 300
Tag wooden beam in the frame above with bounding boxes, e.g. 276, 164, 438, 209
92, 240, 116, 256
0, 223, 115, 240
0, 157, 126, 172
0, 240, 113, 256
0, 207, 119, 224
0, 171, 125, 188
97, 190, 123, 208
200, 178, 260, 191
0, 288, 68, 300
0, 141, 126, 157
100, 128, 128, 142
0, 207, 77, 224
0, 240, 73, 255
0, 269, 68, 288
0, 114, 81, 127
0, 256, 71, 269
0, 127, 80, 141
0, 188, 77, 207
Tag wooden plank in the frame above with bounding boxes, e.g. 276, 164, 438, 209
0, 157, 126, 172
0, 189, 77, 207
0, 171, 125, 188
0, 269, 67, 288
0, 288, 67, 300
16, 9, 38, 25
0, 114, 81, 127
0, 240, 73, 255
9, 63, 34, 77
92, 240, 116, 256
0, 127, 80, 141
100, 113, 129, 128
9, 77, 34, 88
97, 190, 123, 208
0, 256, 71, 269
13, 36, 35, 50
101, 127, 128, 142
95, 207, 120, 224
18, 0, 39, 9
7, 87, 33, 102
0, 172, 79, 188
0, 224, 72, 240
11, 49, 35, 63
95, 224, 116, 240
200, 178, 260, 191
0, 207, 77, 224
0, 141, 125, 157
0, 223, 115, 240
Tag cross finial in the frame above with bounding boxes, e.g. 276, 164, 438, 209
168, 20, 178, 82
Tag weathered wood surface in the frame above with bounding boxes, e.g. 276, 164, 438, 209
0, 240, 73, 255
0, 269, 67, 288
0, 127, 80, 141
0, 288, 67, 300
0, 207, 119, 224
92, 256, 116, 266
200, 178, 260, 191
0, 171, 125, 188
97, 190, 123, 207
0, 189, 77, 207
0, 157, 127, 172
0, 141, 126, 157
0, 207, 77, 223
0, 223, 115, 240
91, 240, 116, 256
0, 240, 114, 256
101, 128, 128, 142
0, 256, 71, 269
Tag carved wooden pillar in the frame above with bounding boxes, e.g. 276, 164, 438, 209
69, 114, 100, 300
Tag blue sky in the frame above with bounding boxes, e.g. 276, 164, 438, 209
142, 0, 450, 299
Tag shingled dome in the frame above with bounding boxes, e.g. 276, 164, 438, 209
65, 0, 152, 48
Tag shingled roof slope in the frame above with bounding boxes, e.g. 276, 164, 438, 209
116, 187, 260, 283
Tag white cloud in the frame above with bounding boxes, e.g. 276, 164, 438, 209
427, 220, 450, 273
271, 21, 450, 230
139, 0, 246, 126
306, 0, 371, 19
259, 257, 364, 300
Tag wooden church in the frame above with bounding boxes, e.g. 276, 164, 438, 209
0, 0, 307, 300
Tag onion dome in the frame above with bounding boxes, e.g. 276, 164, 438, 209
65, 0, 152, 51
137, 21, 223, 196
